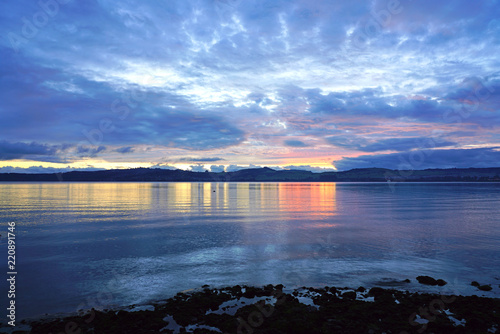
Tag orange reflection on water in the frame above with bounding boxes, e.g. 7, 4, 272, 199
0, 183, 154, 225
183, 182, 338, 220
278, 183, 337, 219
65, 183, 153, 214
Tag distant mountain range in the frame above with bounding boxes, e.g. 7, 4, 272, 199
1, 167, 500, 182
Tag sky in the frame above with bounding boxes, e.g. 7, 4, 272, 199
1, 0, 500, 173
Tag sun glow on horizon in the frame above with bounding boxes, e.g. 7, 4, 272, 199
0, 159, 339, 173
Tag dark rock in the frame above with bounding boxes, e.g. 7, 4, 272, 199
471, 281, 480, 287
23, 284, 500, 334
436, 279, 447, 286
478, 285, 492, 291
356, 286, 366, 292
342, 291, 357, 300
264, 284, 274, 292
403, 279, 411, 283
416, 275, 440, 285
368, 287, 385, 297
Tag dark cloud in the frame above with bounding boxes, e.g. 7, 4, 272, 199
277, 165, 337, 173
134, 110, 245, 150
286, 82, 500, 129
76, 145, 107, 157
0, 140, 68, 161
361, 138, 456, 152
284, 139, 309, 147
179, 157, 225, 162
114, 146, 135, 154
334, 147, 500, 171
0, 166, 105, 174
326, 136, 456, 152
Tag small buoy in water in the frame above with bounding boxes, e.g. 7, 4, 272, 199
213, 190, 216, 192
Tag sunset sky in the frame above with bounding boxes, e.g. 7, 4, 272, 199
1, 0, 499, 173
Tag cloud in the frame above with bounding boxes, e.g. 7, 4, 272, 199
76, 145, 106, 157
115, 146, 135, 154
209, 164, 225, 172
334, 147, 500, 171
189, 164, 207, 172
0, 166, 105, 174
326, 136, 456, 152
278, 165, 337, 173
284, 139, 309, 147
0, 140, 69, 161
225, 164, 261, 172
179, 157, 225, 162
0, 1, 499, 168
225, 164, 247, 172
0, 51, 245, 152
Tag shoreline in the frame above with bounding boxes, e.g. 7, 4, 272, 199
2, 166, 500, 183
3, 282, 499, 334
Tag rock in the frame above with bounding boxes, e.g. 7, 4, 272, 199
356, 286, 366, 292
470, 281, 492, 291
436, 279, 447, 286
416, 276, 445, 286
403, 279, 411, 283
342, 291, 357, 300
24, 284, 500, 334
368, 287, 385, 297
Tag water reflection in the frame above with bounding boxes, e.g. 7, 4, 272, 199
148, 182, 338, 220
278, 183, 337, 219
1, 182, 499, 320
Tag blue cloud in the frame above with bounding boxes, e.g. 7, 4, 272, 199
180, 157, 225, 162
284, 139, 309, 147
334, 147, 500, 171
189, 164, 207, 172
209, 164, 225, 172
77, 145, 106, 157
0, 140, 69, 161
0, 166, 105, 174
278, 165, 337, 173
115, 146, 135, 154
326, 136, 456, 152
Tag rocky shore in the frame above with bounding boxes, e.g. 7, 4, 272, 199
5, 280, 500, 334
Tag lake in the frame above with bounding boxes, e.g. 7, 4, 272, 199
0, 182, 499, 320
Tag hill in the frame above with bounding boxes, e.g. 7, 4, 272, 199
0, 167, 500, 182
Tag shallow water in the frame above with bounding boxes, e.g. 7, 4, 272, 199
0, 182, 499, 319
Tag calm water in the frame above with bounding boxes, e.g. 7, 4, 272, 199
0, 182, 499, 319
